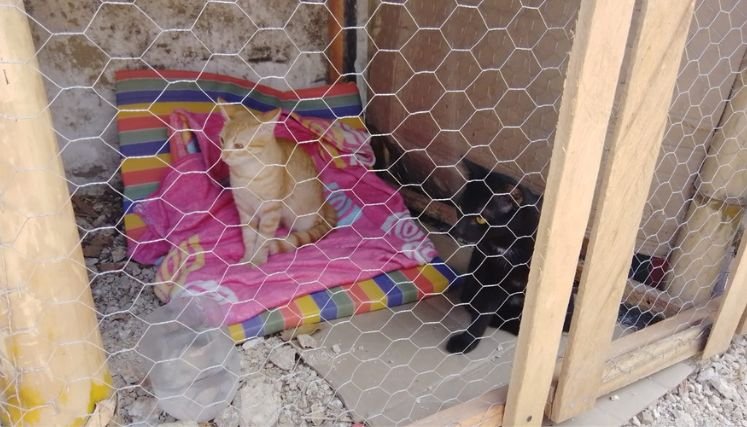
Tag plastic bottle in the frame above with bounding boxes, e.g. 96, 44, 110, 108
136, 293, 240, 422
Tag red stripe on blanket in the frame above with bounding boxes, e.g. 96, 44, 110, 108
401, 268, 435, 299
278, 304, 304, 330
347, 282, 372, 313
115, 69, 359, 101
119, 116, 170, 132
122, 167, 171, 185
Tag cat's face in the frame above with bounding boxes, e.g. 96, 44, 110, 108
451, 160, 537, 250
216, 100, 281, 165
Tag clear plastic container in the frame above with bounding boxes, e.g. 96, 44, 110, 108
137, 294, 240, 422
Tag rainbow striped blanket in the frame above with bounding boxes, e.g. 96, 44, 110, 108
116, 70, 458, 341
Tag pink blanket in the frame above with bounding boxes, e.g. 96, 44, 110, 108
129, 110, 437, 325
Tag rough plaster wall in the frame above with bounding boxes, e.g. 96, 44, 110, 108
25, 0, 329, 186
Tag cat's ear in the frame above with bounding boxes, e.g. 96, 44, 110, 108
262, 108, 282, 123
216, 97, 242, 121
216, 98, 229, 121
461, 158, 490, 180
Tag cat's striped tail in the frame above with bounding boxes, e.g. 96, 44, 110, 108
271, 203, 338, 254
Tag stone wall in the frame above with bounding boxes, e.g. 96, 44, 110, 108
25, 0, 329, 186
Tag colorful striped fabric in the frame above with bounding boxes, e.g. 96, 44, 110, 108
115, 69, 363, 241
115, 69, 459, 340
227, 259, 459, 342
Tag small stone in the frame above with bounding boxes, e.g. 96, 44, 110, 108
128, 397, 159, 422
269, 345, 297, 371
241, 337, 264, 351
331, 344, 341, 354
697, 367, 718, 383
215, 405, 241, 427
85, 258, 99, 272
111, 246, 127, 262
708, 377, 739, 401
93, 214, 107, 227
239, 379, 281, 427
609, 394, 620, 401
158, 422, 199, 427
98, 262, 124, 272
296, 334, 318, 349
308, 403, 326, 426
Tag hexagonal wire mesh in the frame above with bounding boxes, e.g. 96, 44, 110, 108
3, 0, 747, 425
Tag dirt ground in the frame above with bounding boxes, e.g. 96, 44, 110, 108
625, 335, 747, 427
75, 187, 355, 427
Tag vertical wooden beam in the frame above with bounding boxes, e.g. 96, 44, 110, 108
702, 230, 747, 358
0, 4, 111, 426
502, 1, 635, 426
549, 0, 695, 422
327, 0, 345, 83
738, 304, 747, 336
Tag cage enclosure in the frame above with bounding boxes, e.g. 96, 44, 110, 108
2, 0, 747, 426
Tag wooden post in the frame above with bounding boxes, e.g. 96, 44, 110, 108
0, 5, 111, 426
502, 2, 635, 426
667, 58, 747, 306
550, 0, 695, 422
702, 226, 747, 358
327, 0, 345, 83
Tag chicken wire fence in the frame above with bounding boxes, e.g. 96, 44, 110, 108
2, 0, 747, 426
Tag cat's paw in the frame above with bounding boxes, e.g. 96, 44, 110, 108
446, 333, 480, 354
249, 252, 268, 266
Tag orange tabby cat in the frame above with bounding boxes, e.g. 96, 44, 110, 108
217, 99, 337, 265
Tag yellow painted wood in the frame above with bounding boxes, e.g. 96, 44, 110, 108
0, 5, 111, 425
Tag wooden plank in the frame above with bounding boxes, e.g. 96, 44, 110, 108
407, 387, 506, 427
622, 279, 686, 318
738, 305, 747, 336
610, 297, 720, 359
702, 231, 747, 359
549, 1, 695, 421
502, 2, 635, 426
599, 324, 706, 396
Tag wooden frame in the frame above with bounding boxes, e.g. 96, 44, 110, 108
503, 1, 636, 425
550, 0, 696, 421
383, 0, 747, 424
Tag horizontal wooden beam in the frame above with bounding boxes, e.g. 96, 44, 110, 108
622, 279, 686, 318
599, 324, 706, 396
609, 297, 720, 359
407, 387, 507, 427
